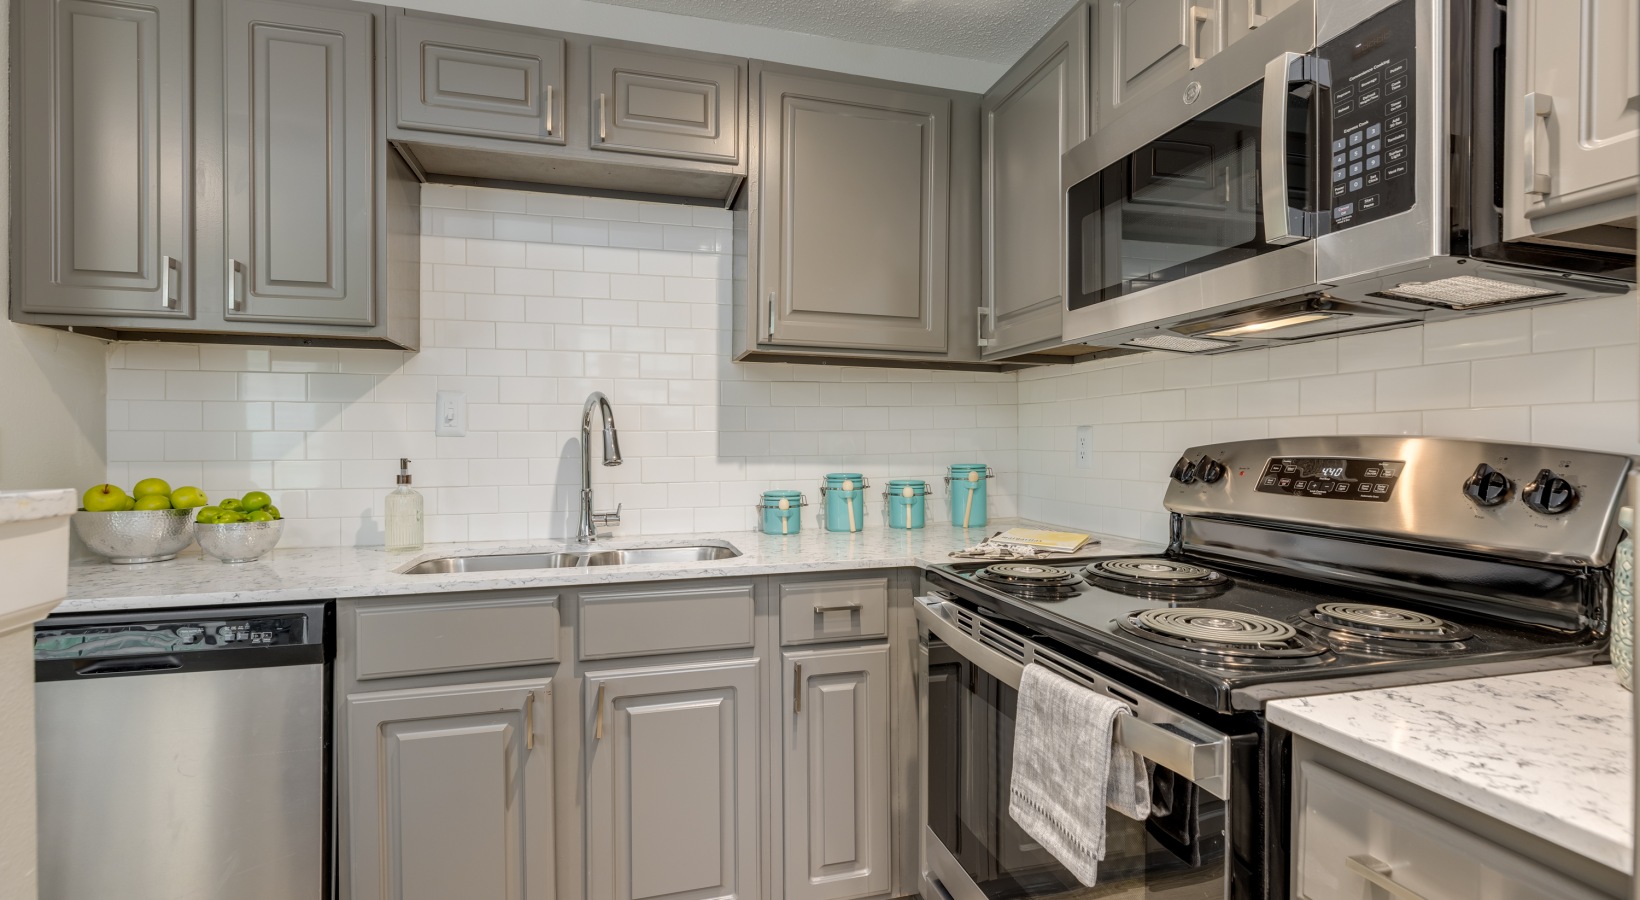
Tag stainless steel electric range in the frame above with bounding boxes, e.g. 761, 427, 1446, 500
916, 436, 1632, 900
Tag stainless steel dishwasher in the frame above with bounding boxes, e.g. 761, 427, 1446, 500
34, 603, 330, 900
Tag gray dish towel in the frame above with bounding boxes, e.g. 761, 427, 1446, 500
1008, 663, 1151, 887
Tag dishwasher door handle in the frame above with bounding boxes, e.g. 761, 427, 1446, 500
75, 656, 183, 676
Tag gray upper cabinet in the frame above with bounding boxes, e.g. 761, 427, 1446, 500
755, 68, 952, 354
1221, 0, 1301, 41
347, 678, 554, 900
222, 0, 376, 326
1503, 0, 1637, 249
394, 13, 566, 145
589, 44, 744, 164
980, 3, 1088, 358
1094, 0, 1223, 127
782, 645, 891, 900
584, 659, 760, 900
15, 0, 192, 318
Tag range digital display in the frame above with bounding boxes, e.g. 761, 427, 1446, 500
1255, 457, 1405, 502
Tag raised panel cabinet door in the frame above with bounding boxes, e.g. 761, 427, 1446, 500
589, 45, 743, 164
782, 646, 890, 900
1095, 0, 1221, 126
981, 4, 1088, 358
759, 70, 951, 353
1504, 0, 1638, 243
222, 0, 375, 325
395, 13, 566, 145
585, 659, 760, 900
1221, 0, 1301, 44
346, 679, 553, 900
17, 0, 191, 317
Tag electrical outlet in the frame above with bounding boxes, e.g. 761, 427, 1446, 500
435, 390, 466, 437
1075, 426, 1093, 469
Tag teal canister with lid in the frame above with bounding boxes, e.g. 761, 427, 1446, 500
758, 490, 806, 536
946, 464, 992, 528
821, 473, 868, 532
885, 480, 930, 530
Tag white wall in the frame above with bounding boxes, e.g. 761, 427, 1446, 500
1017, 296, 1640, 543
109, 185, 1019, 547
399, 0, 1005, 92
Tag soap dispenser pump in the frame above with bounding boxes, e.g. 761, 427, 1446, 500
386, 458, 424, 552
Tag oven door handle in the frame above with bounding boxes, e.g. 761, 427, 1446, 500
915, 595, 1231, 798
1261, 51, 1312, 246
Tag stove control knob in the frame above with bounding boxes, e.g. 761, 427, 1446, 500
1523, 468, 1578, 515
1196, 456, 1227, 484
1170, 456, 1198, 484
1462, 463, 1511, 507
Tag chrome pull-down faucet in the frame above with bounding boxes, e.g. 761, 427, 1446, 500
578, 391, 623, 542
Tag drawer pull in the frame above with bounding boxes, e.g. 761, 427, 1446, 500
813, 602, 862, 614
594, 683, 606, 740
524, 689, 536, 750
1345, 855, 1429, 900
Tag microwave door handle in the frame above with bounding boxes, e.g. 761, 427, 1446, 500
1261, 51, 1310, 246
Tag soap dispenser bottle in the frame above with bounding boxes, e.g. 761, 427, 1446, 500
386, 457, 424, 552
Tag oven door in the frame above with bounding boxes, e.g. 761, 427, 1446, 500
917, 595, 1243, 900
1060, 6, 1323, 348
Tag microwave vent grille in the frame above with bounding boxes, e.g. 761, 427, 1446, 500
1126, 334, 1236, 353
1378, 275, 1562, 309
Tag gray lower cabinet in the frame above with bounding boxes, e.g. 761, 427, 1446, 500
14, 0, 193, 318
589, 44, 744, 165
346, 678, 554, 900
980, 4, 1088, 358
781, 645, 891, 900
584, 658, 761, 900
393, 12, 566, 144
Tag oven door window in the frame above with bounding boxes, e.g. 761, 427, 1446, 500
926, 640, 1226, 899
1067, 81, 1312, 310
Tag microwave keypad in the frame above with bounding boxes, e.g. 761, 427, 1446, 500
1320, 1, 1417, 231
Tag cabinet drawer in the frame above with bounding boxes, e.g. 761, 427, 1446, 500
354, 595, 559, 680
779, 577, 889, 645
579, 583, 756, 660
1294, 761, 1607, 900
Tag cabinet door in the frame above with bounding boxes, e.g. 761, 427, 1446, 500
347, 679, 553, 900
222, 0, 375, 326
1504, 0, 1638, 244
981, 5, 1087, 357
1221, 0, 1302, 44
782, 646, 890, 900
585, 659, 760, 900
16, 0, 191, 318
590, 44, 743, 164
759, 70, 950, 353
1094, 0, 1222, 126
394, 13, 566, 145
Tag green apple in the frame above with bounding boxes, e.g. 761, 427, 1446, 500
170, 486, 209, 510
195, 506, 223, 524
217, 510, 247, 524
118, 496, 137, 511
246, 509, 274, 522
265, 505, 282, 520
133, 494, 172, 511
241, 491, 272, 512
82, 484, 129, 512
219, 498, 242, 512
132, 478, 172, 500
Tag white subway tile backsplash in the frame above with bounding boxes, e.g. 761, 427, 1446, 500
1337, 328, 1421, 372
1532, 296, 1637, 352
1375, 362, 1469, 411
1421, 309, 1531, 363
1471, 349, 1594, 407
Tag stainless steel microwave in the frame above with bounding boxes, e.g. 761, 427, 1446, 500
1061, 0, 1634, 354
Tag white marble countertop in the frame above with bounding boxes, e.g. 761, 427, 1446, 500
0, 489, 76, 525
1269, 666, 1632, 874
60, 518, 1157, 613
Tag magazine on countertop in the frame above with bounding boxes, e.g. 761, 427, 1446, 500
988, 527, 1095, 553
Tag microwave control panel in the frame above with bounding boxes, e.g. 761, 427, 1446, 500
1319, 1, 1417, 231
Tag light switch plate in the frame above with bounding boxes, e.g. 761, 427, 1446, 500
435, 390, 466, 437
1075, 426, 1093, 469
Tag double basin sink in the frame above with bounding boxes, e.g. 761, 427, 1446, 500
402, 543, 741, 575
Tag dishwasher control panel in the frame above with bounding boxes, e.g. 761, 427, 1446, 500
36, 610, 317, 658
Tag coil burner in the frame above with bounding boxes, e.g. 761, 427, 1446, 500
1084, 558, 1229, 599
1120, 608, 1328, 664
972, 563, 1082, 602
1296, 602, 1473, 652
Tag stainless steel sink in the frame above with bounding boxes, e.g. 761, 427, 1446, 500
401, 544, 740, 575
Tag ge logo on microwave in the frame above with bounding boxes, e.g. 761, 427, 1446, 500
1183, 81, 1202, 104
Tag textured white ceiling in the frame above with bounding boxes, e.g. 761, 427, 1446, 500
583, 0, 1078, 64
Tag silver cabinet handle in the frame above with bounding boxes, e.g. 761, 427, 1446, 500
1344, 855, 1429, 900
1187, 5, 1215, 68
598, 93, 608, 142
593, 683, 606, 740
1524, 91, 1553, 196
976, 306, 994, 347
226, 259, 245, 312
813, 602, 862, 613
793, 663, 803, 713
161, 256, 179, 309
524, 689, 536, 750
545, 83, 555, 135
1246, 0, 1267, 28
766, 291, 776, 341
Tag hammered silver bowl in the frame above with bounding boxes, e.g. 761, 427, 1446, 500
72, 509, 197, 564
195, 520, 284, 563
